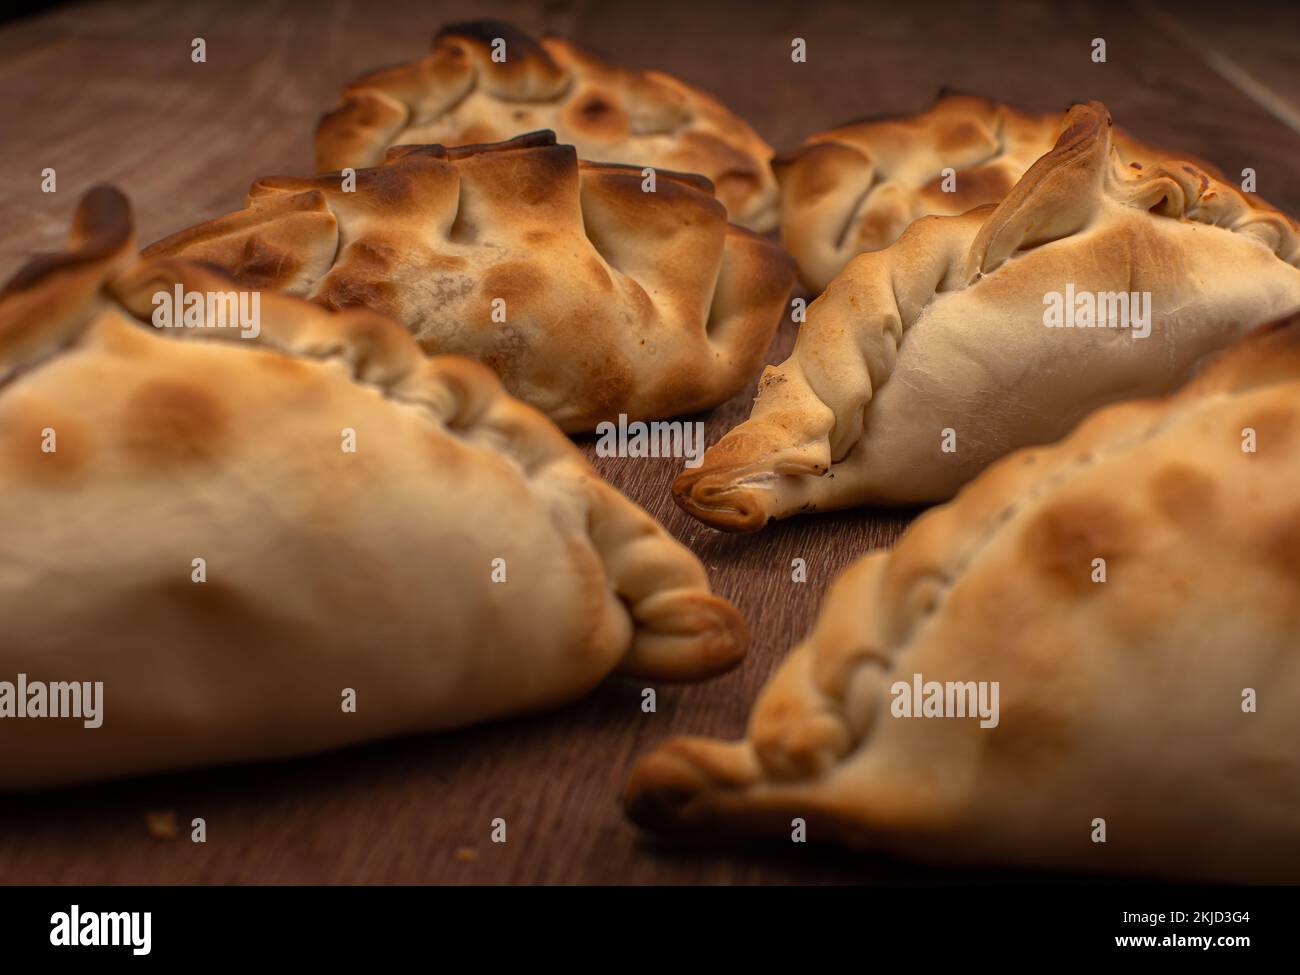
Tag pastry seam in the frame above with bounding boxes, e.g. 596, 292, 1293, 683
836, 386, 1247, 761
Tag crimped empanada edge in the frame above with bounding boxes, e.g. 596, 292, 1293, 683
630, 312, 1300, 842
3, 187, 751, 685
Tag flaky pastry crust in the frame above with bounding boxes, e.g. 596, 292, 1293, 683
316, 20, 779, 232
0, 188, 746, 789
630, 314, 1300, 881
677, 101, 1300, 531
777, 92, 1224, 292
145, 132, 794, 434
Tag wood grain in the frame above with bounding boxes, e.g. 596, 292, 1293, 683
0, 0, 1296, 884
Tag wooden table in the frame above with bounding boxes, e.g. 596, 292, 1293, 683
1, 0, 1297, 884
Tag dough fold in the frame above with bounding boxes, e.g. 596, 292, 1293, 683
0, 188, 747, 789
631, 314, 1300, 881
316, 20, 779, 232
776, 91, 1225, 292
677, 101, 1300, 531
146, 132, 795, 433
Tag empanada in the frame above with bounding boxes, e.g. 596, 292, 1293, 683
676, 101, 1300, 531
144, 132, 794, 434
628, 316, 1300, 881
777, 92, 1211, 292
316, 20, 779, 232
0, 188, 746, 789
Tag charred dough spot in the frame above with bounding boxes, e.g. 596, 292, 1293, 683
353, 167, 425, 207
568, 93, 630, 139
1150, 463, 1218, 527
1021, 497, 1133, 592
579, 95, 614, 118
978, 699, 1076, 782
4, 407, 91, 482
513, 150, 575, 207
234, 236, 300, 289
1259, 509, 1300, 580
1242, 407, 1295, 451
479, 260, 547, 307
122, 379, 228, 466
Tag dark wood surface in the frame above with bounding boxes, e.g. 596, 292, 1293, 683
1, 0, 1297, 884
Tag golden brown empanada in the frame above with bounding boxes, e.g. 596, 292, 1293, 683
144, 132, 794, 434
777, 92, 1213, 292
628, 316, 1300, 881
316, 20, 779, 232
0, 188, 746, 789
677, 101, 1300, 531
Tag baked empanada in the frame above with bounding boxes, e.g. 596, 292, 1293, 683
316, 20, 779, 232
629, 316, 1300, 881
144, 132, 794, 434
677, 101, 1300, 531
0, 188, 746, 789
777, 92, 1211, 292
